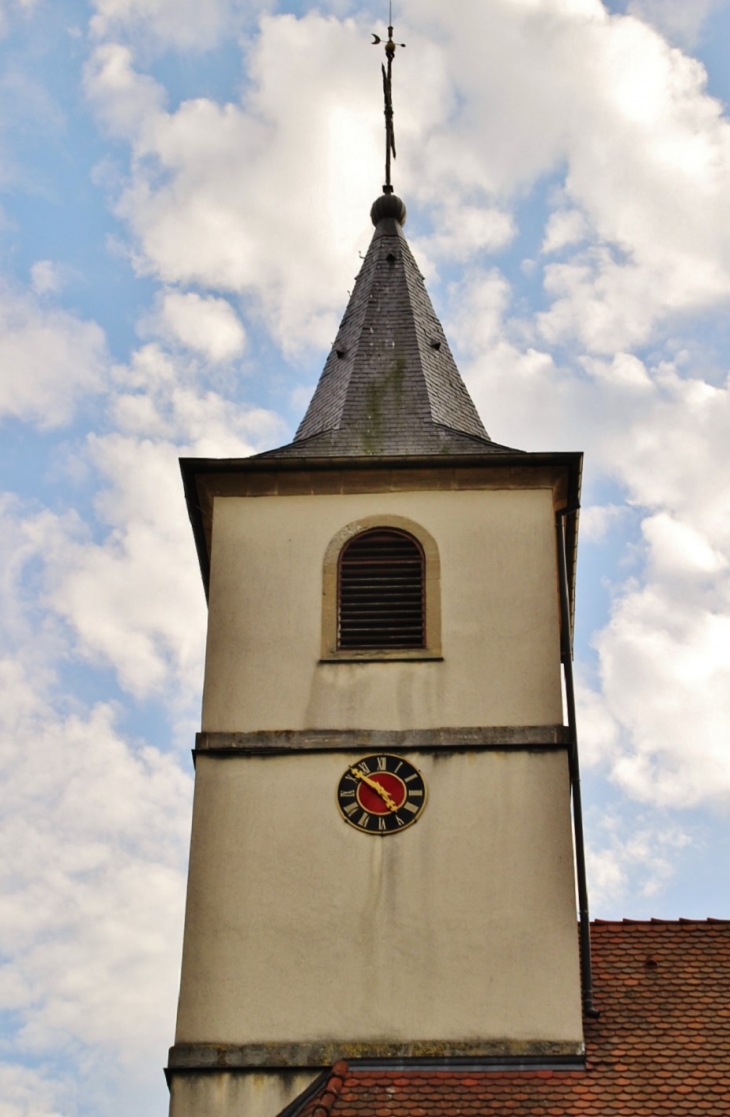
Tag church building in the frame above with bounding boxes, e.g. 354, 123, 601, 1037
166, 32, 730, 1117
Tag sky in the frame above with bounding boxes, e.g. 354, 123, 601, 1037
1, 0, 730, 1113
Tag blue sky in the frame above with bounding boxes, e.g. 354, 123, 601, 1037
2, 0, 730, 1114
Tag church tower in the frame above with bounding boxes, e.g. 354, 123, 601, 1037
167, 32, 588, 1117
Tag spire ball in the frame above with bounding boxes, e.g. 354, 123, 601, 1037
370, 192, 407, 226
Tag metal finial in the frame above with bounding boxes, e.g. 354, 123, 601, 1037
371, 6, 405, 194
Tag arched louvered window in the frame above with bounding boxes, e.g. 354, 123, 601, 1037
338, 528, 425, 650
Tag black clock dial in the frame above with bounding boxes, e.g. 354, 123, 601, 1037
336, 753, 427, 834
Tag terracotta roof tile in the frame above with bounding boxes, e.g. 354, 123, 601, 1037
292, 921, 730, 1117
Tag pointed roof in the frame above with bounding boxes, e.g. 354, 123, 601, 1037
260, 195, 516, 459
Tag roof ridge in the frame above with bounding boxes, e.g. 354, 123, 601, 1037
430, 421, 520, 453
592, 917, 730, 926
310, 1061, 348, 1117
395, 231, 489, 441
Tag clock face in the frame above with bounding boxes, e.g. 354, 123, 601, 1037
336, 754, 427, 834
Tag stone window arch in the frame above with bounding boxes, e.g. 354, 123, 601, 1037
321, 515, 442, 661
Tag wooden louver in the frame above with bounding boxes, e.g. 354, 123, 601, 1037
338, 528, 425, 650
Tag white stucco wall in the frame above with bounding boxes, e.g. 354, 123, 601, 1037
175, 749, 582, 1049
169, 1071, 319, 1117
201, 488, 563, 732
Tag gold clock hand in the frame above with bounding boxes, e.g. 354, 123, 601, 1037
349, 766, 399, 813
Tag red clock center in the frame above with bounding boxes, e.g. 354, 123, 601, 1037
356, 772, 407, 815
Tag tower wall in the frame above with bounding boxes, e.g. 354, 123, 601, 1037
174, 747, 581, 1050
202, 487, 564, 732
171, 477, 583, 1064
168, 1072, 320, 1117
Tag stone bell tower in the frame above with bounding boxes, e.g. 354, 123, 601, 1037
166, 185, 587, 1117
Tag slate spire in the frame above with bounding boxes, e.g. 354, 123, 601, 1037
263, 194, 510, 459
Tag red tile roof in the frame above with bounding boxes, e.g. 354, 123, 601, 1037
295, 920, 730, 1117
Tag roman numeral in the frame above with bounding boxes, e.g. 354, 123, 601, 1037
393, 761, 403, 773
376, 756, 387, 771
340, 789, 356, 799
358, 812, 370, 828
344, 803, 359, 817
378, 818, 387, 831
405, 773, 418, 782
409, 789, 423, 797
403, 801, 419, 814
395, 815, 405, 826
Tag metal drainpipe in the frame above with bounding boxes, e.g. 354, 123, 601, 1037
556, 506, 600, 1019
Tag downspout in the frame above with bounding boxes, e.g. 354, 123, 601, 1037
556, 506, 599, 1019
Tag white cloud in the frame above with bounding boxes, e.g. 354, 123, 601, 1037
0, 1064, 68, 1117
576, 674, 620, 768
627, 0, 727, 47
452, 256, 730, 813
0, 222, 280, 1108
412, 0, 730, 351
419, 204, 516, 262
97, 3, 730, 355
85, 42, 165, 139
581, 352, 654, 393
587, 813, 693, 908
0, 692, 190, 1048
642, 511, 726, 578
84, 17, 389, 354
594, 577, 730, 807
0, 687, 190, 1109
89, 0, 255, 53
0, 297, 285, 1109
0, 0, 38, 37
29, 260, 63, 295
24, 341, 285, 698
45, 433, 209, 698
446, 269, 513, 356
577, 366, 730, 807
579, 503, 628, 544
0, 283, 107, 428
110, 342, 285, 450
143, 289, 246, 362
0, 494, 191, 1112
78, 3, 730, 361
542, 208, 589, 254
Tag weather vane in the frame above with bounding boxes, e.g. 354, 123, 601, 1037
372, 2, 405, 195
